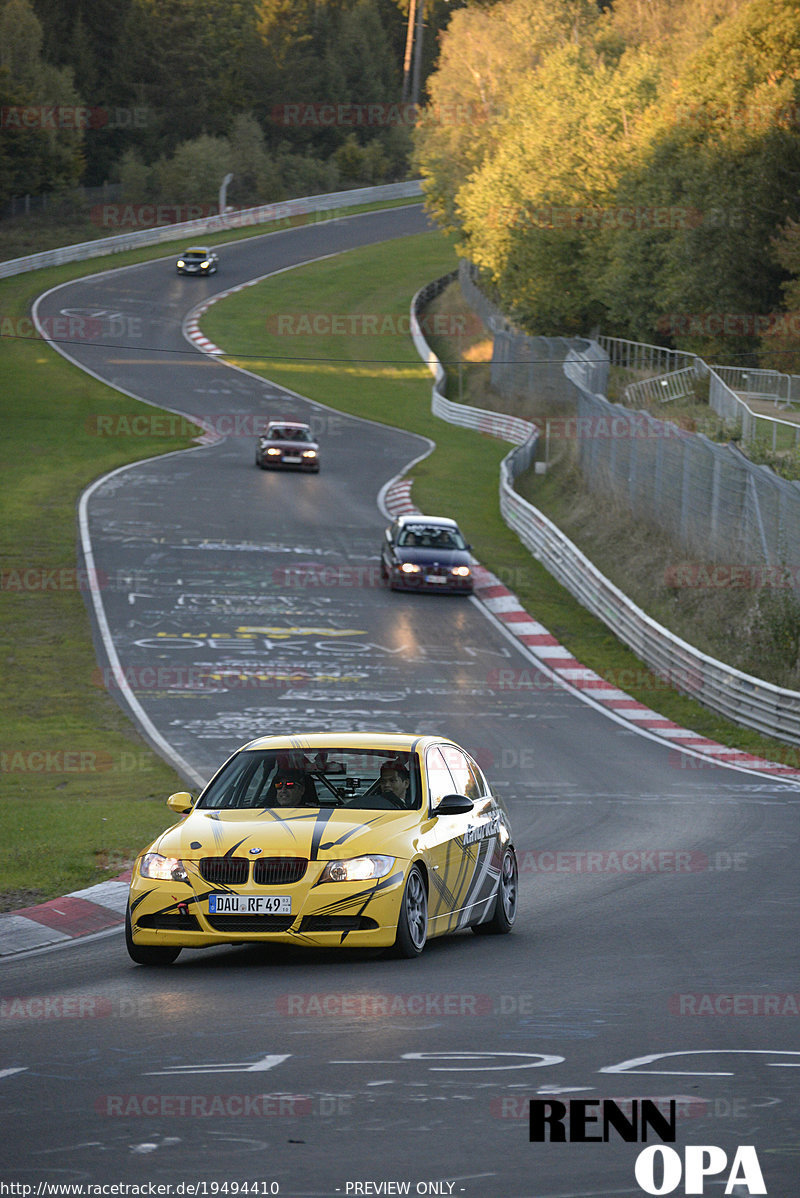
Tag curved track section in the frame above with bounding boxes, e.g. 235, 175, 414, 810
3, 206, 797, 1196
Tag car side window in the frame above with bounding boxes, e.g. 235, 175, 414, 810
425, 746, 457, 809
439, 745, 483, 800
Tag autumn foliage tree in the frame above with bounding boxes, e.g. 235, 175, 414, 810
414, 0, 800, 360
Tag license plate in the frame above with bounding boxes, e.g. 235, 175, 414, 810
209, 894, 291, 915
283, 455, 302, 463
425, 575, 447, 584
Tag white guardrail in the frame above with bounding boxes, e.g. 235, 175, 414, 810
0, 181, 423, 279
411, 275, 800, 746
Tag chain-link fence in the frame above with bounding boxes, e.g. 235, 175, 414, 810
564, 347, 800, 577
457, 265, 800, 582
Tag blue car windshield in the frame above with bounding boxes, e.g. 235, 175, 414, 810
398, 525, 466, 550
198, 748, 421, 811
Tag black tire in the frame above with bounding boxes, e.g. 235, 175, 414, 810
473, 846, 518, 935
393, 866, 428, 958
125, 907, 181, 966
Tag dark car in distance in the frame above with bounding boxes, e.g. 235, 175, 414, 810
176, 247, 219, 275
380, 515, 474, 594
256, 420, 320, 472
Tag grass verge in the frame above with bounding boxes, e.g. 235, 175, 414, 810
202, 238, 800, 770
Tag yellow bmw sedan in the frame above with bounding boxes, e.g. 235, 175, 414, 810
125, 733, 518, 965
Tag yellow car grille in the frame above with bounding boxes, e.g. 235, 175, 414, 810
198, 856, 308, 886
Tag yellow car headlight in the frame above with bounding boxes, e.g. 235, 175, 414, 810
450, 566, 471, 577
319, 855, 395, 883
140, 852, 189, 883
400, 562, 421, 574
302, 449, 317, 458
267, 447, 282, 456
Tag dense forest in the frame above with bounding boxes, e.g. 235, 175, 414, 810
0, 0, 458, 208
3, 0, 800, 364
415, 0, 800, 363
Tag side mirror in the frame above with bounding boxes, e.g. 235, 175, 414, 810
434, 793, 474, 815
167, 791, 194, 815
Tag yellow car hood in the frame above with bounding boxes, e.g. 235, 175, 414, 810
151, 806, 423, 864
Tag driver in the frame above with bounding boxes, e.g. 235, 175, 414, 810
378, 761, 410, 806
273, 769, 308, 807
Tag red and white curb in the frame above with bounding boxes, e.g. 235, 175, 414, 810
382, 478, 418, 516
184, 306, 224, 356
383, 487, 800, 781
0, 873, 130, 957
183, 275, 278, 358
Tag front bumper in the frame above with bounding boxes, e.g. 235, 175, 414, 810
127, 862, 405, 950
390, 571, 473, 594
258, 455, 320, 471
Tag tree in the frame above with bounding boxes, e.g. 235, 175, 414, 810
413, 0, 602, 232
600, 0, 800, 356
153, 134, 232, 205
0, 0, 84, 202
454, 37, 660, 332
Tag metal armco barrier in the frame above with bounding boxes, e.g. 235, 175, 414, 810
411, 275, 800, 747
0, 181, 423, 279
